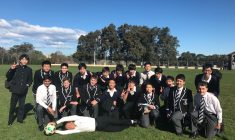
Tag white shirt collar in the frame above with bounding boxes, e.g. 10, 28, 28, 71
202, 74, 212, 83
107, 88, 117, 97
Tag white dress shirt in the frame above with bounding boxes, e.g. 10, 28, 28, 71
194, 92, 222, 123
56, 115, 96, 135
107, 88, 117, 97
140, 70, 155, 85
36, 84, 57, 111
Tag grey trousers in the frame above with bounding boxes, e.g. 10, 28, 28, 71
36, 104, 55, 126
140, 109, 160, 128
83, 104, 99, 118
171, 111, 185, 134
191, 111, 218, 138
60, 105, 77, 118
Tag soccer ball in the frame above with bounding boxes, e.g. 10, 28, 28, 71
44, 122, 56, 136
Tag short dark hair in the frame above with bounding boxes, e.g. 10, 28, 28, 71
61, 63, 69, 68
90, 75, 98, 80
155, 67, 163, 73
116, 64, 124, 72
108, 78, 116, 83
176, 74, 185, 81
128, 64, 136, 70
145, 82, 153, 87
43, 75, 52, 81
41, 60, 51, 67
63, 77, 71, 83
128, 79, 136, 85
19, 54, 29, 61
203, 63, 213, 70
144, 62, 151, 66
166, 75, 174, 81
197, 81, 208, 88
78, 63, 87, 70
102, 67, 110, 73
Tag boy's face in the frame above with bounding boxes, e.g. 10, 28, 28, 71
79, 67, 86, 75
176, 79, 185, 88
166, 79, 174, 87
203, 67, 212, 77
146, 84, 153, 93
63, 80, 70, 88
156, 73, 162, 79
102, 71, 110, 77
128, 82, 135, 89
108, 80, 116, 89
19, 58, 28, 66
65, 122, 76, 130
198, 85, 208, 96
61, 66, 68, 73
43, 79, 51, 87
116, 70, 122, 75
129, 70, 135, 76
144, 64, 151, 72
90, 78, 97, 86
42, 64, 51, 72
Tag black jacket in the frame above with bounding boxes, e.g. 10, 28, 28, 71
80, 84, 103, 111
167, 87, 193, 114
54, 71, 73, 91
195, 74, 219, 97
73, 71, 92, 89
124, 71, 141, 86
149, 74, 167, 94
57, 86, 76, 108
6, 65, 32, 95
100, 89, 121, 112
137, 92, 160, 113
32, 69, 54, 93
110, 70, 126, 88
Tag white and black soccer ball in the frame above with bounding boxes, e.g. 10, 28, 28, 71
44, 122, 56, 136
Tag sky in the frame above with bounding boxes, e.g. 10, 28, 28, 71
0, 0, 234, 56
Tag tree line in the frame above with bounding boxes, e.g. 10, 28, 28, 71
0, 23, 229, 67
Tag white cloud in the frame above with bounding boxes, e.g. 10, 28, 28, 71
0, 18, 86, 54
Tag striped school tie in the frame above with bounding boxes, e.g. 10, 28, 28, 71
198, 97, 205, 123
174, 90, 181, 109
46, 87, 51, 106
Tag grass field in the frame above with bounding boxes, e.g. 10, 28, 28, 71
0, 65, 234, 140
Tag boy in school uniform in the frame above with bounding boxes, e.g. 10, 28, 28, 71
32, 60, 54, 96
140, 62, 155, 91
195, 63, 219, 97
125, 64, 141, 86
49, 115, 138, 135
120, 80, 141, 119
73, 63, 92, 97
54, 63, 73, 91
149, 67, 167, 95
138, 83, 160, 128
166, 74, 193, 136
36, 76, 57, 131
99, 79, 121, 119
97, 67, 111, 92
190, 81, 222, 138
110, 64, 126, 89
73, 63, 92, 114
6, 54, 33, 126
57, 78, 77, 118
160, 76, 175, 119
80, 75, 102, 118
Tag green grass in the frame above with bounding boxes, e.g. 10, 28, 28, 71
0, 65, 234, 140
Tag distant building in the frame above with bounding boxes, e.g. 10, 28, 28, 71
228, 51, 235, 70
